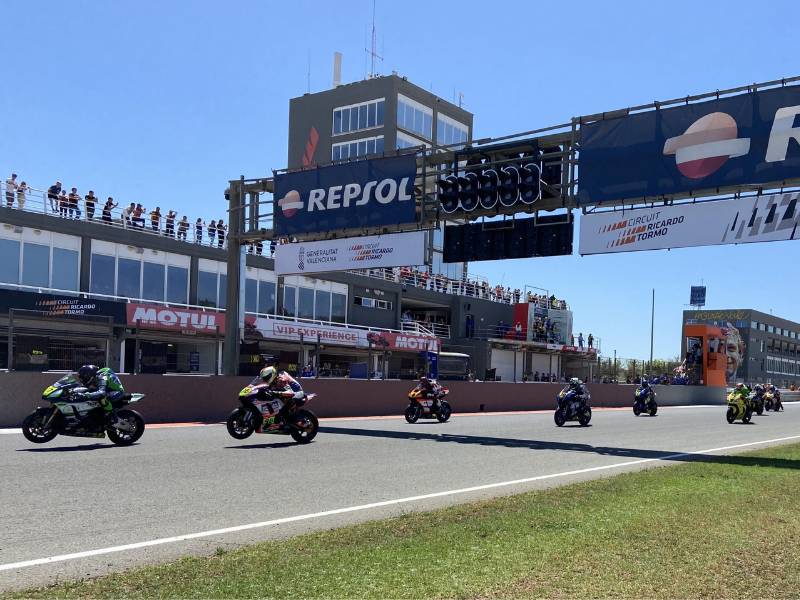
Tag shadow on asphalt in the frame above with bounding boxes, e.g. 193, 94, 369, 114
16, 442, 134, 452
226, 441, 303, 450
317, 426, 800, 470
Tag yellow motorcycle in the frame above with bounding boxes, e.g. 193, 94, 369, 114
726, 390, 753, 424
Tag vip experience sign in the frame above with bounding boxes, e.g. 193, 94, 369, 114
579, 192, 800, 255
274, 231, 426, 275
273, 155, 417, 236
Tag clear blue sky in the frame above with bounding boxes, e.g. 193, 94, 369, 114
2, 0, 798, 360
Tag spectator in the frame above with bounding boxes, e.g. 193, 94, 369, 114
269, 238, 276, 256
587, 333, 594, 349
84, 190, 97, 221
255, 240, 263, 256
571, 334, 575, 346
515, 321, 523, 340
102, 197, 117, 224
177, 216, 189, 241
68, 187, 81, 219
58, 190, 69, 218
208, 220, 217, 246
5, 173, 17, 207
16, 181, 27, 210
534, 371, 540, 382
47, 181, 62, 213
465, 313, 474, 338
217, 220, 226, 248
165, 210, 177, 237
578, 332, 584, 349
133, 203, 145, 228
149, 207, 162, 232
122, 203, 135, 228
195, 218, 204, 243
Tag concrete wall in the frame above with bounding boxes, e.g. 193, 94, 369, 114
0, 373, 726, 427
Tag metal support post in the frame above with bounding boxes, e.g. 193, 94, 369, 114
7, 309, 14, 371
223, 178, 245, 375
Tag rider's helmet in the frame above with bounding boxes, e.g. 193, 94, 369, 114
259, 366, 278, 386
641, 379, 650, 388
735, 382, 745, 391
754, 384, 764, 393
569, 377, 581, 389
77, 364, 99, 387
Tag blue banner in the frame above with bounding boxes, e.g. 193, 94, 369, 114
578, 85, 800, 204
274, 155, 417, 236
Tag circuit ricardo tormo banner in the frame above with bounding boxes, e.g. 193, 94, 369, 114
579, 192, 800, 255
274, 231, 426, 275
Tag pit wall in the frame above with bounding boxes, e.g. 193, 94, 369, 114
0, 373, 726, 427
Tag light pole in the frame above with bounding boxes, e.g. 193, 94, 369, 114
649, 288, 655, 372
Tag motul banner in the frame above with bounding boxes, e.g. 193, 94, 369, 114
364, 330, 440, 353
274, 231, 426, 276
126, 304, 225, 335
579, 192, 800, 255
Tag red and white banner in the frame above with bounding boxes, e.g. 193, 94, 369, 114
126, 304, 225, 334
246, 316, 440, 353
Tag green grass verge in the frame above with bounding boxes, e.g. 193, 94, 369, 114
16, 443, 800, 599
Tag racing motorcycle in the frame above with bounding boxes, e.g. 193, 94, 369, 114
764, 389, 784, 412
750, 387, 766, 416
226, 377, 319, 444
21, 374, 145, 446
633, 385, 658, 416
554, 387, 592, 427
726, 389, 753, 424
405, 383, 452, 423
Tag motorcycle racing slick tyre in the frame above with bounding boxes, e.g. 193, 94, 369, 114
289, 409, 319, 444
726, 407, 736, 424
633, 402, 642, 416
405, 404, 422, 424
106, 409, 145, 446
648, 404, 658, 417
578, 406, 592, 427
436, 401, 452, 423
742, 409, 753, 424
227, 407, 256, 440
22, 408, 59, 444
554, 409, 566, 427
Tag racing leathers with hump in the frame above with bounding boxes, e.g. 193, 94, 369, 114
260, 366, 304, 419
77, 365, 125, 412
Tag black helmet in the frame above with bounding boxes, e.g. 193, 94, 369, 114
78, 364, 99, 387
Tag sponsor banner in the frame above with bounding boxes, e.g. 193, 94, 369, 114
0, 289, 127, 323
248, 316, 362, 347
578, 85, 800, 205
579, 192, 800, 254
126, 304, 224, 335
364, 330, 440, 353
245, 316, 440, 353
274, 231, 426, 276
274, 155, 417, 236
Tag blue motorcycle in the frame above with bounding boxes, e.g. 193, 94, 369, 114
554, 387, 592, 427
633, 385, 658, 416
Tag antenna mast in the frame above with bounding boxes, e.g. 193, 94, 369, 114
365, 0, 383, 78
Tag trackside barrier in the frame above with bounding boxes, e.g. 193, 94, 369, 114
0, 373, 726, 427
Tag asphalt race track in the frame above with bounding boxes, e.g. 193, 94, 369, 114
2, 404, 799, 591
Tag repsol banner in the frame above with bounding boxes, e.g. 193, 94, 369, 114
274, 231, 426, 275
579, 192, 800, 254
274, 155, 417, 236
578, 84, 800, 204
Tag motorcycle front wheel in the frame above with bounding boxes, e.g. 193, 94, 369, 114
405, 404, 422, 424
107, 409, 145, 446
726, 406, 736, 424
633, 402, 642, 416
756, 404, 764, 416
554, 409, 566, 427
22, 408, 60, 444
289, 409, 319, 444
226, 407, 256, 440
436, 401, 452, 423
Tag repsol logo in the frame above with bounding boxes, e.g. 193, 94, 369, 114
278, 178, 413, 218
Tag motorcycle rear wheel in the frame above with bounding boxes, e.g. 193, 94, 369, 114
107, 409, 145, 446
405, 404, 422, 424
227, 407, 256, 440
289, 409, 319, 444
22, 408, 59, 444
726, 407, 736, 424
648, 403, 658, 417
554, 409, 566, 427
742, 409, 752, 424
578, 406, 592, 427
436, 401, 452, 423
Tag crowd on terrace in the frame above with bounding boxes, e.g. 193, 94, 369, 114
3, 172, 570, 308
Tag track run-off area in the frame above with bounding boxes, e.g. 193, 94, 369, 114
2, 404, 799, 591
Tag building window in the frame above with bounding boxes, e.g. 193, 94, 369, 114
298, 287, 314, 320
141, 263, 165, 302
90, 254, 115, 295
218, 274, 227, 309
166, 265, 188, 304
331, 292, 347, 323
245, 278, 258, 313
332, 135, 384, 161
117, 257, 142, 299
258, 281, 276, 315
283, 286, 296, 317
197, 271, 219, 308
396, 131, 430, 150
332, 98, 385, 136
354, 296, 392, 310
22, 242, 50, 287
0, 239, 20, 285
436, 113, 469, 147
315, 290, 331, 321
397, 94, 433, 140
52, 248, 79, 292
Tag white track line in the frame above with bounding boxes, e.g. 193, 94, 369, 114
1, 433, 799, 573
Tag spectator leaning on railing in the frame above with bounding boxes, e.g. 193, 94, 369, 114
5, 173, 18, 207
